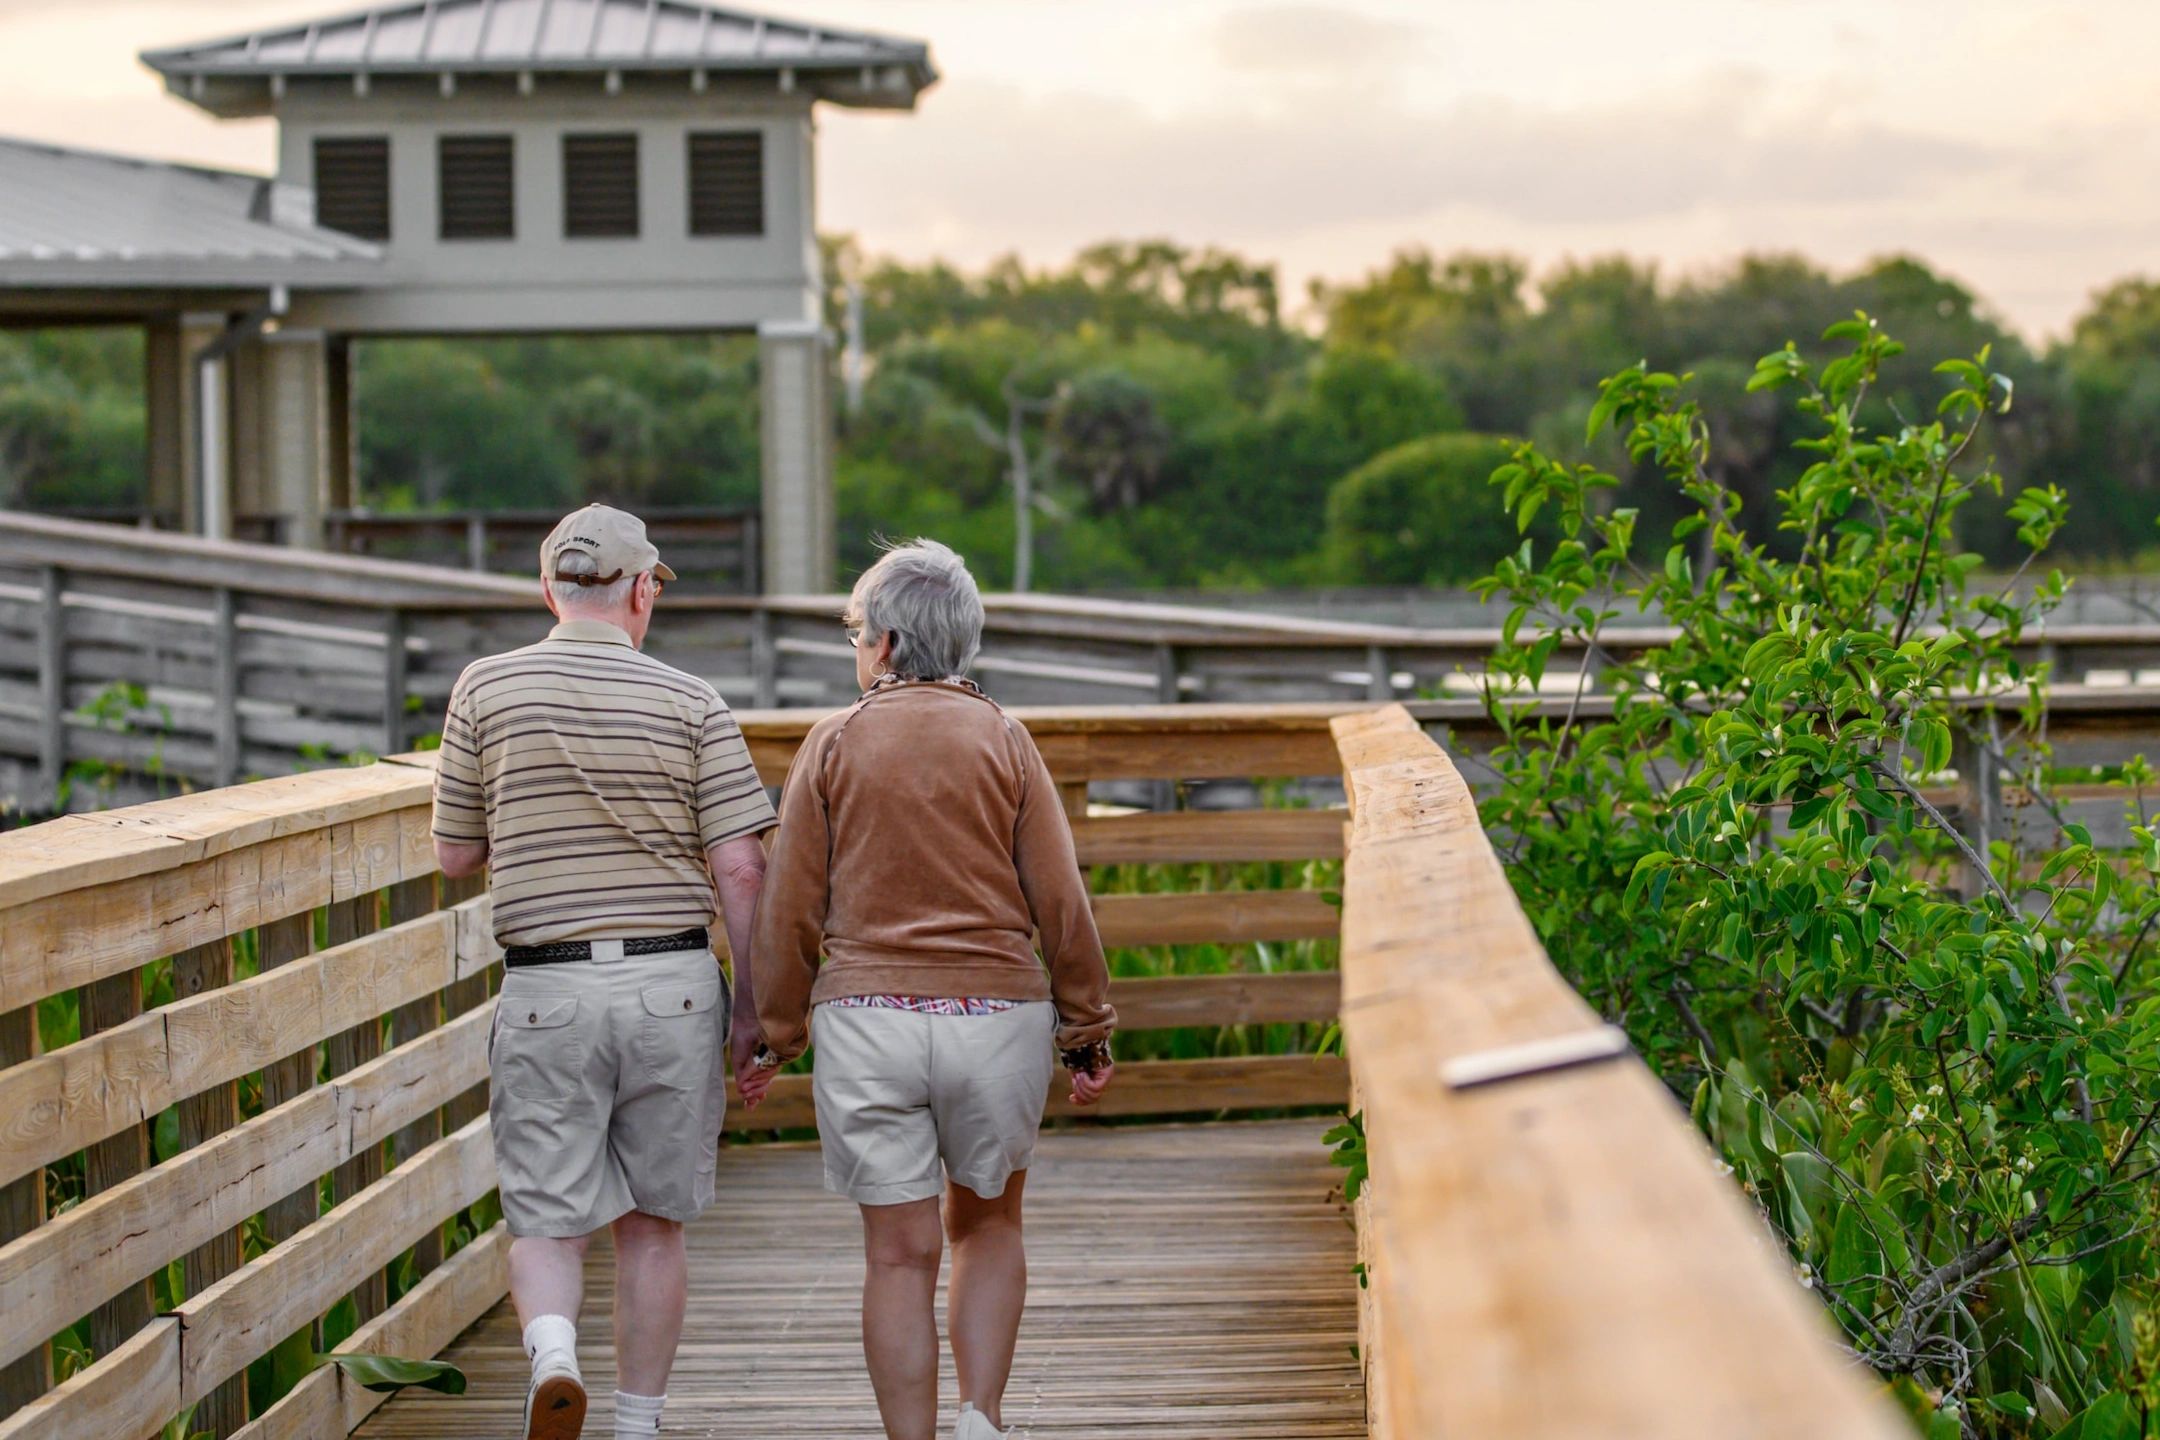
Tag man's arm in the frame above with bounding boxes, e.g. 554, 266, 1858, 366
709, 833, 770, 1103
435, 838, 489, 880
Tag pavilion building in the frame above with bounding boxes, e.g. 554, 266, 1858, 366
0, 0, 937, 592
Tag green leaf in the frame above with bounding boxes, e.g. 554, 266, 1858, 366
321, 1354, 468, 1396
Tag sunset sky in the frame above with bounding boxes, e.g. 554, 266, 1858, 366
1, 0, 2152, 340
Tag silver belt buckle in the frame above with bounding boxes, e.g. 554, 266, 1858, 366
589, 938, 626, 966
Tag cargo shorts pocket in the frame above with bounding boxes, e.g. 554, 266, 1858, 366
492, 997, 583, 1102
636, 976, 723, 1092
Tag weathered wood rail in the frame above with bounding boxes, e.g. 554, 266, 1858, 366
318, 507, 760, 594
1334, 705, 1906, 1438
12, 509, 2160, 820
0, 704, 1352, 1438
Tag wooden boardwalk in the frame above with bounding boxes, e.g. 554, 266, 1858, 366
355, 1119, 1365, 1440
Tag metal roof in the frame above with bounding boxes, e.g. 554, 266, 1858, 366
141, 0, 935, 94
0, 137, 381, 287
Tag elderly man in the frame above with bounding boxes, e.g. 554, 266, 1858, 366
430, 504, 778, 1440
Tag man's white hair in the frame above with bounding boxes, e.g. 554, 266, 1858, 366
548, 548, 636, 611
845, 539, 984, 681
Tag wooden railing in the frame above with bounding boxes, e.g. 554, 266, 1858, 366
321, 508, 760, 594
10, 510, 2160, 825
0, 704, 1350, 1437
1333, 706, 1905, 1438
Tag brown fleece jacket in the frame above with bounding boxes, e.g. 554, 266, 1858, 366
750, 679, 1117, 1061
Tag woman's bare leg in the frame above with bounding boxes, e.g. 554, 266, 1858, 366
859, 1197, 945, 1440
944, 1172, 1028, 1429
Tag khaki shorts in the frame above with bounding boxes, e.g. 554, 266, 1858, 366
488, 944, 730, 1238
810, 1000, 1058, 1206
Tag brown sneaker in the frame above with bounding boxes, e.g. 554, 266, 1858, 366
523, 1360, 587, 1440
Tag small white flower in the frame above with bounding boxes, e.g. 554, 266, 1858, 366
1908, 1104, 1929, 1124
2016, 1154, 2034, 1173
1712, 1159, 1733, 1176
1796, 1263, 1815, 1290
1926, 1083, 1944, 1097
1849, 1097, 1866, 1113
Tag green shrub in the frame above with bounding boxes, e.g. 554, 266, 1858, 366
1320, 432, 1522, 585
1473, 315, 2160, 1434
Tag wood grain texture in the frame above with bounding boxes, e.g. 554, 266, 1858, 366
174, 1117, 497, 1407
0, 1007, 44, 1419
1333, 705, 1907, 1440
171, 937, 248, 1438
0, 1317, 179, 1440
0, 1001, 494, 1375
1093, 889, 1340, 948
76, 966, 152, 1358
355, 1121, 1363, 1440
1072, 808, 1345, 865
230, 1224, 512, 1440
0, 907, 460, 1189
1107, 970, 1340, 1030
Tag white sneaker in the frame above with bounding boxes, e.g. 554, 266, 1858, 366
523, 1354, 587, 1440
954, 1402, 1010, 1439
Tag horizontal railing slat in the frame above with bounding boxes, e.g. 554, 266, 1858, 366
174, 1116, 497, 1409
229, 1223, 512, 1440
1333, 705, 1906, 1440
0, 1001, 493, 1372
0, 899, 491, 1188
1073, 808, 1344, 865
0, 1316, 179, 1440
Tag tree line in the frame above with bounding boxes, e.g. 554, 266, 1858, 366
3, 239, 2158, 589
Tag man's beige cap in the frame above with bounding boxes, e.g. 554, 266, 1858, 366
541, 504, 676, 584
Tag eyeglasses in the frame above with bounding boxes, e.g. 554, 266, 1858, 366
847, 628, 896, 650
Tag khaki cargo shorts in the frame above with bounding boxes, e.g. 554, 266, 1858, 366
810, 1000, 1057, 1206
488, 944, 730, 1238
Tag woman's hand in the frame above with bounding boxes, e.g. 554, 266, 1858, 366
732, 1023, 777, 1109
1067, 1059, 1114, 1107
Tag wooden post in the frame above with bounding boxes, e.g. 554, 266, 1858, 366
1154, 643, 1182, 705
255, 910, 319, 1400
211, 588, 239, 788
326, 893, 388, 1322
751, 608, 779, 709
79, 968, 153, 1354
386, 875, 445, 1283
383, 611, 409, 759
741, 511, 762, 595
466, 514, 488, 573
1365, 644, 1393, 702
172, 938, 247, 1437
36, 566, 64, 813
0, 1006, 50, 1418
440, 871, 494, 1135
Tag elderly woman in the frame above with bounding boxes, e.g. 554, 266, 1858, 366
749, 539, 1116, 1440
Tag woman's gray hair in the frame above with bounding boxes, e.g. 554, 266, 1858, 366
845, 539, 984, 681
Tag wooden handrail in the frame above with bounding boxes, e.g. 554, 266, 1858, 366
1332, 705, 1906, 1437
0, 703, 1350, 1435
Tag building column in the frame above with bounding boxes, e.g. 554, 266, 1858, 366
144, 314, 224, 532
758, 318, 835, 594
263, 330, 332, 550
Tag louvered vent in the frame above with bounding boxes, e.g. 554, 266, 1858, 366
563, 133, 640, 239
438, 134, 514, 241
687, 132, 764, 237
313, 137, 390, 240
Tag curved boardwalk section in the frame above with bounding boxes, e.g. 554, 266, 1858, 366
355, 1120, 1364, 1440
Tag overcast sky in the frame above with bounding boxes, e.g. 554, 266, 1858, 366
2, 0, 2152, 341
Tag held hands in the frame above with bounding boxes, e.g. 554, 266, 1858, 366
1066, 1059, 1114, 1107
731, 1021, 777, 1110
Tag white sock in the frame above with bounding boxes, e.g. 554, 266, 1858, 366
614, 1390, 665, 1438
521, 1314, 578, 1376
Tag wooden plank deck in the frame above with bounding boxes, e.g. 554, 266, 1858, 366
355, 1119, 1365, 1439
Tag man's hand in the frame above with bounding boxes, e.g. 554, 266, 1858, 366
731, 1022, 777, 1109
1067, 1059, 1115, 1107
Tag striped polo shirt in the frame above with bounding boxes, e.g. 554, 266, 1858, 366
430, 618, 776, 946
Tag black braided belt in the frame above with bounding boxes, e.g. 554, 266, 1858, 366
502, 927, 710, 969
